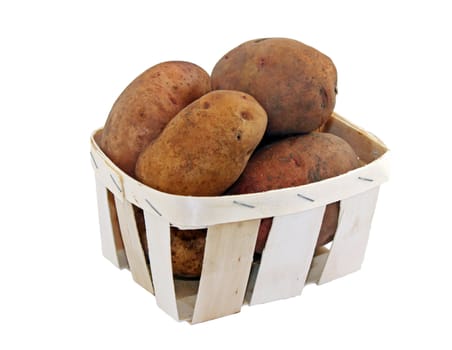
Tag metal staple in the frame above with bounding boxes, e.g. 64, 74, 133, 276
297, 193, 315, 202
358, 176, 374, 182
90, 151, 98, 169
145, 199, 162, 216
233, 200, 255, 208
109, 174, 122, 193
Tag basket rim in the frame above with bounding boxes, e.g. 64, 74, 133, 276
90, 113, 390, 228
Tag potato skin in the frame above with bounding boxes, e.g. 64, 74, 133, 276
170, 228, 206, 278
100, 61, 211, 176
135, 90, 268, 196
211, 38, 337, 135
134, 203, 206, 278
227, 132, 360, 252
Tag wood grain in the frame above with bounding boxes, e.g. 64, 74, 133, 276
319, 187, 380, 284
144, 212, 179, 320
114, 196, 154, 293
191, 220, 259, 323
250, 207, 325, 305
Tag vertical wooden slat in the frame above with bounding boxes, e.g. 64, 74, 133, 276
94, 177, 128, 269
143, 212, 179, 320
318, 187, 380, 284
114, 196, 154, 293
250, 207, 325, 305
191, 219, 260, 324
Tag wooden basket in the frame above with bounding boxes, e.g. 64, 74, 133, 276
89, 112, 390, 324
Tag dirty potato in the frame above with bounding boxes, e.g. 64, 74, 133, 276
227, 132, 360, 252
135, 90, 267, 196
171, 228, 206, 278
211, 38, 337, 135
100, 61, 211, 176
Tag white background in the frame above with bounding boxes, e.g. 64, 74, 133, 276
1, 0, 451, 348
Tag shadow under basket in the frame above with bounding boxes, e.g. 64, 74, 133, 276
89, 112, 390, 324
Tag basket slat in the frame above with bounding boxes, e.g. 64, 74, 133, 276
144, 212, 179, 320
94, 178, 128, 269
90, 146, 124, 199
249, 206, 325, 305
191, 220, 260, 324
318, 187, 380, 284
114, 196, 154, 293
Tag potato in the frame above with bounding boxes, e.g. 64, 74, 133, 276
211, 38, 337, 136
316, 201, 340, 247
134, 200, 206, 278
135, 90, 268, 196
100, 61, 211, 176
227, 132, 360, 252
171, 228, 206, 278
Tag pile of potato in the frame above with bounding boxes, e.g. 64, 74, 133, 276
99, 37, 360, 278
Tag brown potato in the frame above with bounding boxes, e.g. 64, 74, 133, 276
134, 202, 206, 278
211, 38, 337, 136
171, 228, 206, 278
135, 90, 268, 196
227, 132, 360, 252
100, 61, 211, 176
